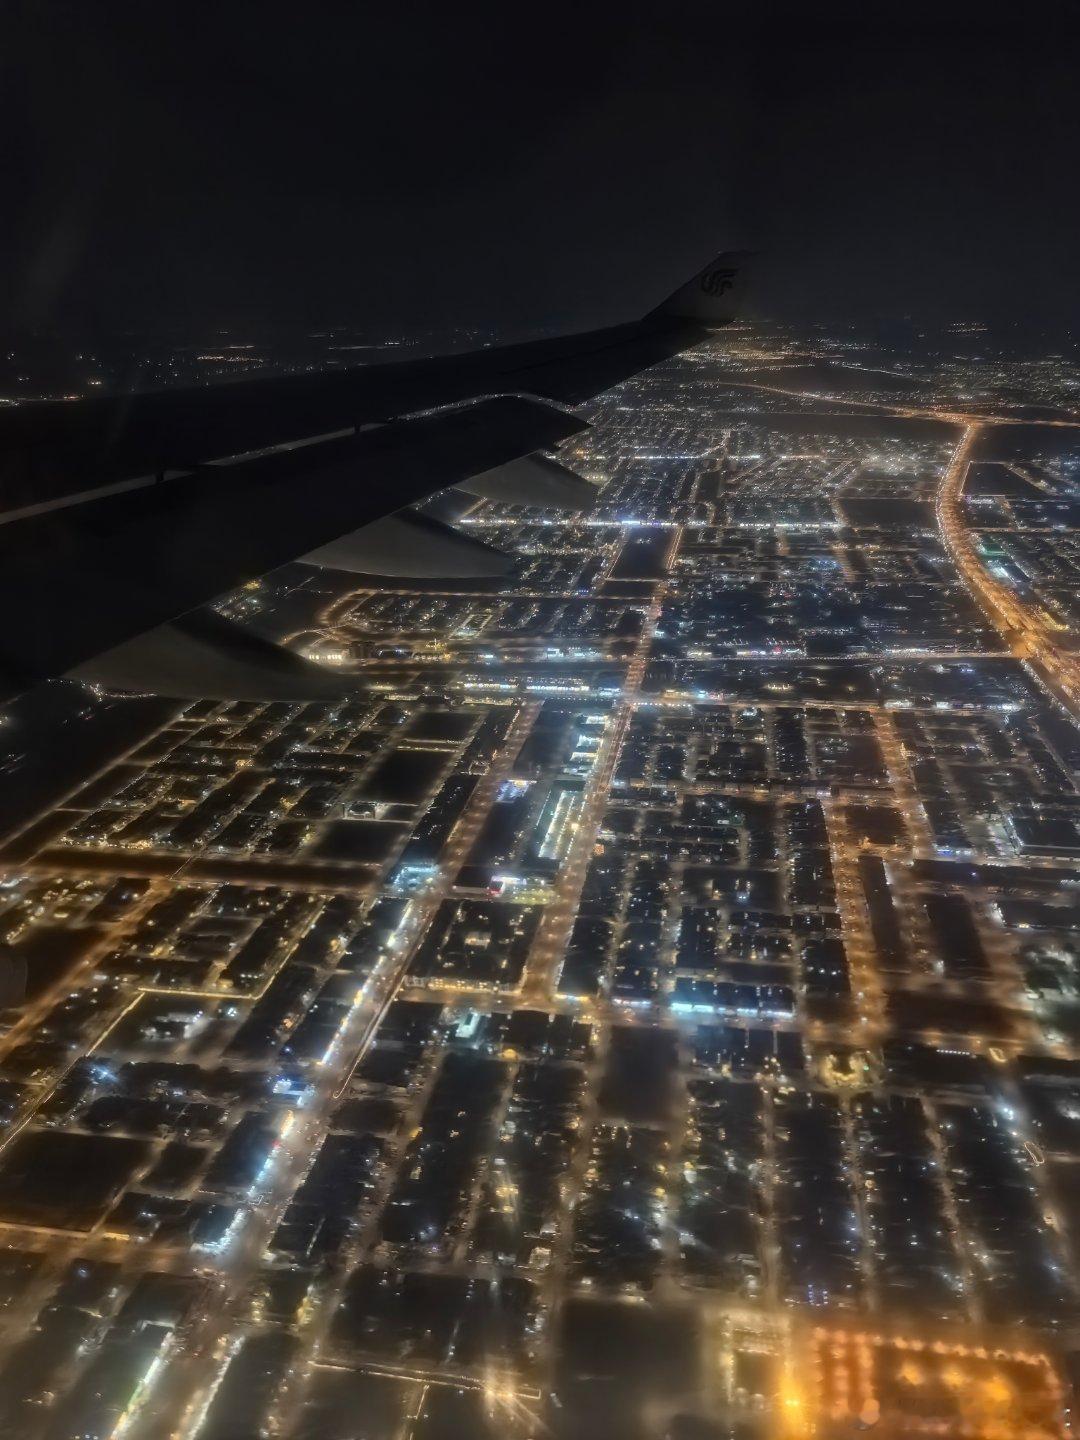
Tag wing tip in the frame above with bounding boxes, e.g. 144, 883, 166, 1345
647, 249, 756, 328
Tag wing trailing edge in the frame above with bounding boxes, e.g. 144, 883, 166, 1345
68, 610, 351, 701
456, 453, 596, 512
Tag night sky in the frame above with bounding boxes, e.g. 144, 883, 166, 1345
5, 2, 1080, 340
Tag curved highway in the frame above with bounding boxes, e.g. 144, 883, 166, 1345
935, 422, 1080, 716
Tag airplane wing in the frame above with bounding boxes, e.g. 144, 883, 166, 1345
0, 249, 750, 701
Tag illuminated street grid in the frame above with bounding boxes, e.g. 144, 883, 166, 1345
0, 330, 1076, 1438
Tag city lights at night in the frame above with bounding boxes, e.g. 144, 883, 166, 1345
3, 5, 1080, 1436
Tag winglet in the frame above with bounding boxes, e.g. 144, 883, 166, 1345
647, 249, 754, 327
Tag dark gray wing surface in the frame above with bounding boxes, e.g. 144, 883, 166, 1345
0, 396, 579, 698
0, 249, 750, 700
0, 320, 703, 511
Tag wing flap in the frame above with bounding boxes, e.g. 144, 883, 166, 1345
304, 509, 512, 578
68, 610, 350, 701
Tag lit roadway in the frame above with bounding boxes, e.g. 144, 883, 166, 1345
935, 421, 1080, 716
724, 372, 1080, 717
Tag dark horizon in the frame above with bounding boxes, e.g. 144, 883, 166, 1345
6, 3, 1080, 344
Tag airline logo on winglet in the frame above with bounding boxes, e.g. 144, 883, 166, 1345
699, 266, 738, 297
647, 249, 752, 326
